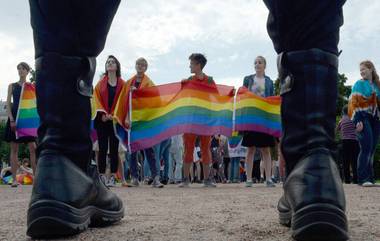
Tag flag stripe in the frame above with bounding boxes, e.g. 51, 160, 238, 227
133, 106, 232, 131
132, 97, 233, 121
235, 107, 280, 123
133, 88, 232, 109
132, 114, 232, 141
131, 124, 232, 151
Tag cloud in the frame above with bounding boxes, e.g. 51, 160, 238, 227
0, 32, 34, 101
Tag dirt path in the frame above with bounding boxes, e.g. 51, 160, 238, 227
0, 183, 379, 241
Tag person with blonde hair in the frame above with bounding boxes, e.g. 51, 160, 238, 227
348, 60, 380, 187
241, 55, 276, 188
121, 57, 164, 188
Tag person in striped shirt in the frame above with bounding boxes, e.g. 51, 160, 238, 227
337, 105, 359, 184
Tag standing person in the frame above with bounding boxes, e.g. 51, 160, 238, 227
154, 138, 171, 184
337, 105, 359, 184
348, 61, 380, 187
265, 0, 348, 240
4, 62, 37, 187
122, 58, 163, 188
168, 135, 184, 184
179, 53, 216, 188
27, 0, 124, 238
219, 135, 231, 181
242, 56, 276, 188
94, 55, 125, 187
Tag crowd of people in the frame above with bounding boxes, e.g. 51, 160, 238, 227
3, 56, 379, 189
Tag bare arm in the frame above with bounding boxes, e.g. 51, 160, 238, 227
6, 84, 14, 121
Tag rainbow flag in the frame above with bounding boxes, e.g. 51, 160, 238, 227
235, 87, 281, 137
121, 81, 234, 152
15, 82, 39, 139
228, 131, 243, 148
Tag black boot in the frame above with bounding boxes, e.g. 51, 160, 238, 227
277, 49, 348, 241
27, 53, 124, 239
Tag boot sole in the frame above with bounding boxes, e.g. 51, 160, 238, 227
291, 203, 348, 241
27, 199, 124, 239
279, 209, 292, 227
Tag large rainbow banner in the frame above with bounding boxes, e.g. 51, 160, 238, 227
234, 87, 281, 137
123, 81, 234, 152
15, 82, 39, 139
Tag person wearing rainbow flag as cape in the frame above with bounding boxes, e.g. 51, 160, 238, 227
114, 57, 164, 188
4, 62, 37, 188
93, 55, 125, 187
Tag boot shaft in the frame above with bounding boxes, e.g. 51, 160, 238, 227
35, 53, 95, 170
279, 48, 338, 172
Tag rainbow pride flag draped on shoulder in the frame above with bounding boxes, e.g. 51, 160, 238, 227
15, 82, 39, 139
125, 81, 234, 152
234, 87, 281, 137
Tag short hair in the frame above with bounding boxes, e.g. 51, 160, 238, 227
105, 55, 121, 77
189, 53, 207, 70
17, 62, 31, 72
136, 57, 148, 68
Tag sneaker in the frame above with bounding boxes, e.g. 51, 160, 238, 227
362, 181, 374, 187
146, 178, 154, 185
178, 178, 190, 188
245, 180, 253, 187
128, 178, 140, 187
99, 174, 108, 186
168, 179, 175, 184
266, 180, 276, 187
152, 176, 164, 188
107, 175, 116, 187
161, 179, 168, 185
203, 178, 217, 188
10, 181, 19, 188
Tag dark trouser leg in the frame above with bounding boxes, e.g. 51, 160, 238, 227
351, 140, 359, 184
27, 0, 122, 238
97, 122, 110, 174
264, 0, 348, 240
130, 152, 138, 179
145, 148, 158, 178
342, 140, 352, 183
357, 117, 374, 184
109, 128, 120, 174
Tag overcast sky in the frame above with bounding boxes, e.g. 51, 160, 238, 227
0, 0, 379, 101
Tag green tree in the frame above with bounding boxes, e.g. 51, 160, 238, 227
0, 123, 31, 166
336, 73, 351, 116
0, 123, 10, 164
29, 69, 36, 83
274, 78, 280, 95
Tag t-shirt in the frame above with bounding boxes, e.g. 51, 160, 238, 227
189, 74, 215, 85
107, 83, 117, 110
337, 115, 357, 140
250, 76, 266, 97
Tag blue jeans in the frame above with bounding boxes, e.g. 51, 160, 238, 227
130, 148, 157, 179
143, 155, 151, 178
229, 157, 241, 182
357, 114, 380, 184
153, 139, 171, 180
168, 148, 183, 181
